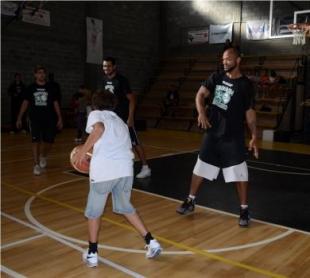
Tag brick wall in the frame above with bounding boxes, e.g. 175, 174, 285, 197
1, 1, 160, 125
1, 2, 86, 125
84, 2, 160, 92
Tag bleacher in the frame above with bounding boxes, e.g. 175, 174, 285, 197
136, 54, 306, 139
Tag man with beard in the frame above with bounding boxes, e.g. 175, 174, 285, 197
101, 57, 151, 179
176, 47, 258, 227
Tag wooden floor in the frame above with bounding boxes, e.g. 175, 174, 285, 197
1, 129, 310, 278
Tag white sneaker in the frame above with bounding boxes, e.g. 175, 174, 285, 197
145, 239, 162, 259
136, 166, 151, 179
39, 157, 47, 168
82, 250, 98, 267
33, 165, 41, 176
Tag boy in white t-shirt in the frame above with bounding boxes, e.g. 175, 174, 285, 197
73, 92, 162, 267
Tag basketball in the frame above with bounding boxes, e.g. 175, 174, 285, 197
70, 145, 92, 174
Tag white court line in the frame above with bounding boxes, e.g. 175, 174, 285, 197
148, 149, 310, 174
247, 159, 310, 171
1, 265, 27, 278
248, 165, 310, 176
132, 188, 310, 236
1, 140, 74, 152
144, 144, 185, 151
24, 180, 296, 255
156, 149, 198, 159
62, 167, 310, 236
1, 212, 145, 278
2, 152, 69, 164
1, 234, 45, 250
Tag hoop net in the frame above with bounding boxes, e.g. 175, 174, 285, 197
288, 23, 310, 45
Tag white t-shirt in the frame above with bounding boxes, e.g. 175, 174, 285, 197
86, 110, 134, 182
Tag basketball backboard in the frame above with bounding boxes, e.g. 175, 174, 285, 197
269, 0, 310, 39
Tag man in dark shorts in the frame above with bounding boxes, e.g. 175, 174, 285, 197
101, 57, 151, 179
16, 65, 63, 176
176, 47, 259, 227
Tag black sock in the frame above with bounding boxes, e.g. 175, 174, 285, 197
88, 241, 98, 254
144, 232, 154, 245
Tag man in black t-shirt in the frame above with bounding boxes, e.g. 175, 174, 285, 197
176, 47, 259, 227
101, 57, 151, 179
16, 65, 63, 176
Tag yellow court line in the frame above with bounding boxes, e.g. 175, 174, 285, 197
2, 181, 287, 278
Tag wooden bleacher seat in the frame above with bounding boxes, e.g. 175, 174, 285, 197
137, 54, 304, 136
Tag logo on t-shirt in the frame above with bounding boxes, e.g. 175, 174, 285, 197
34, 89, 48, 106
212, 85, 234, 110
105, 83, 115, 94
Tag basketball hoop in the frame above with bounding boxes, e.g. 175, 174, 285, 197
288, 23, 310, 45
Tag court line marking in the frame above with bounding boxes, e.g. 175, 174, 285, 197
247, 159, 310, 171
25, 180, 294, 254
2, 181, 287, 278
1, 234, 45, 251
1, 211, 145, 278
1, 142, 71, 153
1, 265, 27, 278
1, 152, 70, 164
147, 149, 310, 174
248, 166, 310, 175
133, 188, 310, 236
61, 170, 310, 236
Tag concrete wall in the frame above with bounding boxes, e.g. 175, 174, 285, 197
1, 2, 86, 125
162, 1, 242, 56
161, 1, 310, 56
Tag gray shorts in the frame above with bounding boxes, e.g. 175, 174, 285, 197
85, 176, 135, 219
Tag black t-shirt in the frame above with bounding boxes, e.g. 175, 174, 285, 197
202, 72, 255, 138
24, 82, 56, 122
102, 73, 132, 121
8, 82, 25, 102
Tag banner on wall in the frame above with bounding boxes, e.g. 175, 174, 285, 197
187, 29, 208, 44
22, 7, 50, 27
209, 23, 233, 44
86, 17, 103, 64
1, 2, 18, 16
246, 21, 269, 40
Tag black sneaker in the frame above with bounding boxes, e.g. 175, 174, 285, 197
239, 207, 250, 227
176, 197, 195, 215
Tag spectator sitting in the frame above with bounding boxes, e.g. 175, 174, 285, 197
259, 69, 270, 86
163, 84, 179, 116
269, 70, 286, 85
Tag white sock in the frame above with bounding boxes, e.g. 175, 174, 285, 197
241, 204, 248, 209
189, 195, 196, 200
142, 165, 149, 170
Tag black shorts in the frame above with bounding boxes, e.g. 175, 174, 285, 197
29, 119, 56, 143
128, 127, 140, 146
199, 132, 246, 168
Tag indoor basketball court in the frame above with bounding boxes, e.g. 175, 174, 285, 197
1, 1, 310, 278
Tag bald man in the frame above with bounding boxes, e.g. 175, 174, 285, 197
176, 47, 258, 227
